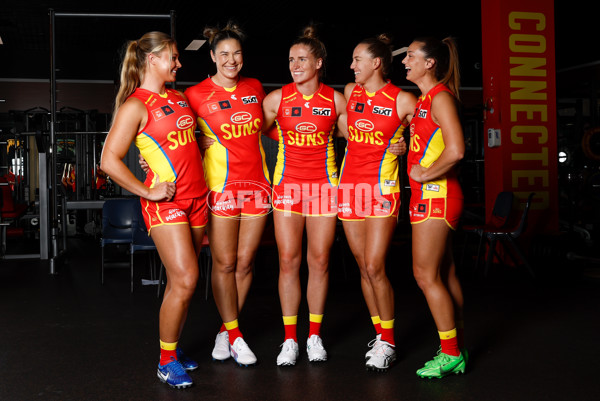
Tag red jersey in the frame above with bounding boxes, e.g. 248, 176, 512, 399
339, 83, 406, 195
272, 83, 338, 185
408, 83, 463, 200
184, 76, 270, 193
131, 88, 207, 201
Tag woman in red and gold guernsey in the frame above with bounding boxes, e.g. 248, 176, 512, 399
184, 22, 270, 367
101, 32, 207, 389
338, 34, 416, 372
402, 36, 467, 378
262, 26, 348, 366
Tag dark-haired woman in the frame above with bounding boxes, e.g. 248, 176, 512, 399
184, 22, 271, 367
338, 34, 416, 372
101, 32, 207, 389
402, 36, 466, 378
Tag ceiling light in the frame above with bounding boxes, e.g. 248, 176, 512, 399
185, 39, 206, 51
392, 47, 408, 57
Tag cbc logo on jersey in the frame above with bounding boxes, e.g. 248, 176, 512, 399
231, 111, 253, 124
176, 115, 194, 130
355, 119, 375, 131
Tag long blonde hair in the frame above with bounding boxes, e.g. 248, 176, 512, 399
113, 31, 176, 117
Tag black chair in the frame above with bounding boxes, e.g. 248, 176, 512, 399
461, 191, 515, 269
130, 201, 161, 293
100, 198, 136, 286
481, 192, 536, 277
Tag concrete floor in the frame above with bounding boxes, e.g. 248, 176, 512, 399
1, 229, 599, 401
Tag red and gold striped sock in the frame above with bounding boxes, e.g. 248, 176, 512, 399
224, 319, 243, 345
159, 339, 178, 366
371, 316, 382, 336
380, 319, 395, 346
283, 315, 298, 341
219, 323, 226, 334
439, 328, 460, 356
308, 313, 323, 337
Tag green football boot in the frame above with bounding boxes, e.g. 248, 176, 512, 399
416, 352, 466, 379
424, 347, 469, 367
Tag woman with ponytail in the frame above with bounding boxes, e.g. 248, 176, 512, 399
262, 25, 349, 366
101, 32, 208, 389
183, 21, 270, 367
338, 34, 415, 372
402, 36, 467, 378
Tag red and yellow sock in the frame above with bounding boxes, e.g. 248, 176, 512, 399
159, 339, 178, 366
380, 319, 395, 346
371, 316, 382, 336
219, 323, 226, 334
439, 328, 460, 356
224, 319, 243, 345
283, 315, 297, 341
308, 313, 323, 337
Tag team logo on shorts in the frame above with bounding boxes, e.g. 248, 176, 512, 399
418, 203, 427, 213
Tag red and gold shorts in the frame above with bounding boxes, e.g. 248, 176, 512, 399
408, 196, 463, 230
337, 183, 400, 221
272, 180, 338, 217
208, 181, 271, 218
141, 197, 208, 231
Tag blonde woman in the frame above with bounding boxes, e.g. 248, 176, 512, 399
101, 32, 208, 389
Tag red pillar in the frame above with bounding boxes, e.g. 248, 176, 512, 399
481, 0, 558, 233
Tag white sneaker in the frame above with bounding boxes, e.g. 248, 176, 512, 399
365, 340, 396, 372
211, 331, 231, 361
277, 338, 299, 366
365, 334, 382, 361
230, 337, 257, 366
306, 335, 327, 362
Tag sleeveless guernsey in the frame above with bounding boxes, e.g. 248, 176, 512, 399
131, 88, 207, 201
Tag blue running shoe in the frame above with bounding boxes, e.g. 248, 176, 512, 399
157, 357, 193, 389
177, 348, 198, 371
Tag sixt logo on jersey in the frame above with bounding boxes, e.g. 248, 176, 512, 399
283, 107, 302, 117
349, 101, 365, 113
177, 101, 189, 108
373, 106, 393, 116
312, 107, 332, 116
242, 96, 259, 105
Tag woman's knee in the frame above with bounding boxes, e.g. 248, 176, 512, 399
213, 255, 237, 275
170, 267, 199, 297
413, 264, 437, 291
306, 251, 329, 275
364, 261, 386, 283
